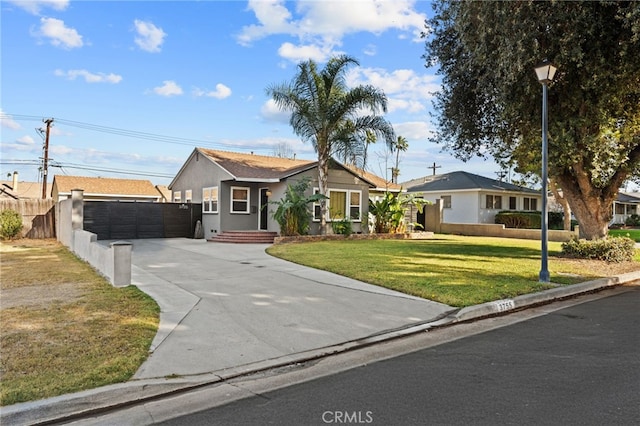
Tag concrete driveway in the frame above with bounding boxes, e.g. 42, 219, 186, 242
128, 238, 454, 379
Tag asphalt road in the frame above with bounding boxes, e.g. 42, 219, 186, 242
157, 286, 640, 426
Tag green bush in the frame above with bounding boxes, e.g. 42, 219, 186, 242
625, 214, 640, 227
495, 211, 540, 229
496, 211, 567, 230
561, 236, 636, 263
331, 218, 353, 236
0, 209, 23, 240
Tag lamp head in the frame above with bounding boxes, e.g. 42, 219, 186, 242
534, 60, 557, 84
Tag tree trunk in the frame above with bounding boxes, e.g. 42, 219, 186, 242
549, 178, 572, 231
554, 173, 615, 240
317, 148, 330, 235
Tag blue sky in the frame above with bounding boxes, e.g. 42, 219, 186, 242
1, 0, 502, 187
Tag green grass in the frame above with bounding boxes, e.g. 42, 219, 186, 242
0, 240, 160, 406
267, 235, 639, 308
609, 228, 640, 242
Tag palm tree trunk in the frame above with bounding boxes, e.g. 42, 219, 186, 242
317, 145, 330, 235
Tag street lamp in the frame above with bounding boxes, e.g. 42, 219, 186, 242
534, 60, 557, 283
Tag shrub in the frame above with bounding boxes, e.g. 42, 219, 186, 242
625, 214, 640, 227
269, 178, 327, 236
561, 236, 636, 263
495, 211, 540, 229
0, 209, 23, 240
331, 218, 353, 236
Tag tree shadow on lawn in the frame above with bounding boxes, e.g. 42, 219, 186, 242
403, 241, 548, 260
379, 263, 555, 307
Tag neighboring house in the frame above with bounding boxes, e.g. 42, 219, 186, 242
155, 185, 172, 202
612, 192, 640, 224
51, 175, 161, 202
401, 171, 542, 225
0, 171, 52, 199
169, 148, 379, 239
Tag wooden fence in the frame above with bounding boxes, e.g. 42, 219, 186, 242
0, 199, 56, 239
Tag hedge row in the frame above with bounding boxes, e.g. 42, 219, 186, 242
495, 211, 564, 229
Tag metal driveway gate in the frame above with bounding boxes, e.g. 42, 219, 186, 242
83, 202, 203, 240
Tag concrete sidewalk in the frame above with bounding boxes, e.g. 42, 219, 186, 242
2, 238, 639, 426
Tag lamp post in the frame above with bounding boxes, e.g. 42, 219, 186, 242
534, 60, 557, 283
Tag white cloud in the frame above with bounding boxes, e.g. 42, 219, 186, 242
6, 0, 69, 15
16, 135, 36, 147
153, 80, 183, 97
277, 42, 333, 63
0, 111, 21, 130
363, 44, 377, 56
134, 19, 166, 53
260, 99, 290, 123
35, 17, 83, 49
347, 67, 440, 114
54, 69, 122, 84
193, 83, 232, 99
236, 0, 295, 47
238, 0, 426, 62
392, 121, 434, 140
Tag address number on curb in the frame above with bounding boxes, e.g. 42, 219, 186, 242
492, 299, 515, 312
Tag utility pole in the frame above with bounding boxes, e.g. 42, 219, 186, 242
428, 162, 441, 176
41, 118, 53, 199
496, 170, 508, 182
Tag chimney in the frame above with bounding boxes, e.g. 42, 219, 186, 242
12, 171, 18, 192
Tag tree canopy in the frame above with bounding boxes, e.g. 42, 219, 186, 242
424, 0, 640, 239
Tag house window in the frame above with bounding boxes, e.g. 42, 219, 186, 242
203, 187, 218, 213
315, 189, 362, 221
185, 190, 192, 203
615, 203, 625, 215
509, 196, 517, 210
523, 197, 538, 211
349, 191, 361, 220
486, 195, 502, 209
173, 191, 181, 203
441, 195, 452, 209
231, 186, 250, 213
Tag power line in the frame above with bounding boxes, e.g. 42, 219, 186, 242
2, 113, 236, 150
1, 160, 174, 179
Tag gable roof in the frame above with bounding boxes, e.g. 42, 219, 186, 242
171, 148, 379, 188
0, 180, 51, 199
198, 148, 317, 181
52, 175, 159, 197
342, 165, 402, 192
402, 171, 539, 195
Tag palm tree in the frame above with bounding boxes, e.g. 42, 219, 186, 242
392, 136, 408, 184
266, 55, 396, 234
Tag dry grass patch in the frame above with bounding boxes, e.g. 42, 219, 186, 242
0, 239, 159, 406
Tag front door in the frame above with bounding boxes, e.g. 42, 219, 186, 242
259, 188, 269, 230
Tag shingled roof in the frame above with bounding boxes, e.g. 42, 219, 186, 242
403, 171, 539, 194
198, 148, 317, 181
52, 175, 160, 197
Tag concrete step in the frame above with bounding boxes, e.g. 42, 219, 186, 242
208, 231, 278, 244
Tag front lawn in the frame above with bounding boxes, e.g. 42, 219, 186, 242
267, 235, 640, 308
609, 228, 640, 242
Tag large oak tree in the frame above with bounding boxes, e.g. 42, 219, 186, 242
424, 0, 640, 239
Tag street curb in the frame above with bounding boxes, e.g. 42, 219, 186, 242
2, 271, 639, 426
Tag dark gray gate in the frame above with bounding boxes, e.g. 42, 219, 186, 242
84, 202, 203, 240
